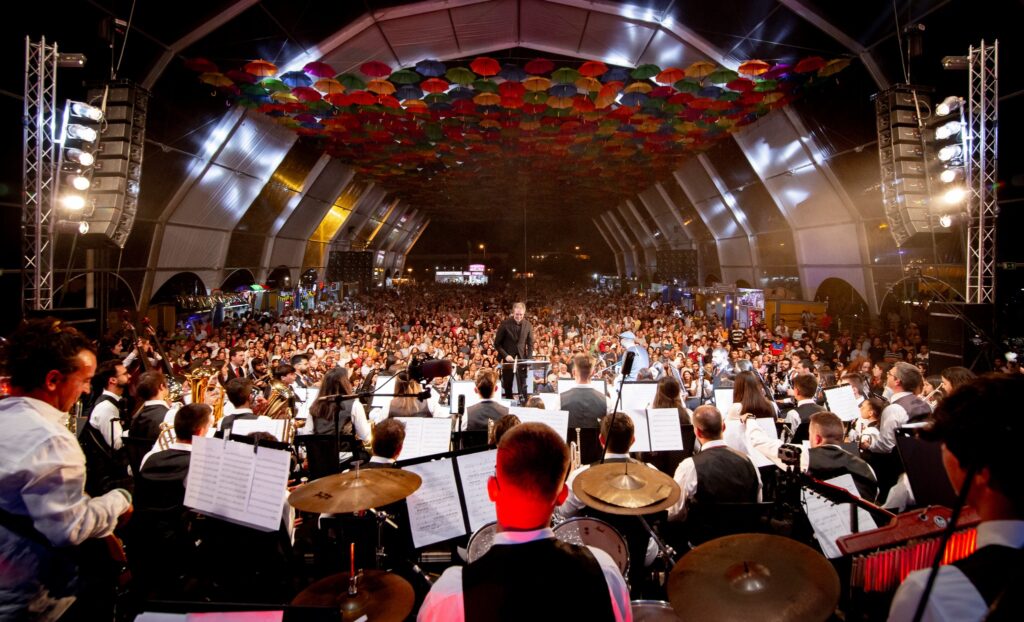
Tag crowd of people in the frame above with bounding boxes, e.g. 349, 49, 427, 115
1, 282, 1021, 621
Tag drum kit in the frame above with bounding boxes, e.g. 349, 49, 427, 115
287, 458, 840, 622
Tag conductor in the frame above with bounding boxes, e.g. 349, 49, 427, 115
493, 302, 533, 405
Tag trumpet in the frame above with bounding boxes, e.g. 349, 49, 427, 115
569, 427, 582, 472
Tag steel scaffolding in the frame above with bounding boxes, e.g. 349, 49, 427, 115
22, 37, 60, 312
965, 40, 998, 304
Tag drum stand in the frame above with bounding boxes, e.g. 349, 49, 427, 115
639, 515, 678, 568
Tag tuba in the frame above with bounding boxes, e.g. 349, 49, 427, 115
157, 421, 176, 451
569, 427, 582, 473
264, 380, 296, 420
187, 367, 225, 424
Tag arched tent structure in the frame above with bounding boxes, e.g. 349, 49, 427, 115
4, 0, 1021, 327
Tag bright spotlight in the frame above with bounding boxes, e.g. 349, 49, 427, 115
61, 194, 86, 210
69, 101, 103, 121
942, 186, 967, 204
935, 120, 961, 140
65, 148, 94, 166
66, 124, 97, 143
938, 215, 953, 228
939, 168, 961, 183
936, 96, 961, 116
937, 145, 962, 162
69, 174, 90, 191
78, 221, 90, 235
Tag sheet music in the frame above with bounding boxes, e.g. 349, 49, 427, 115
558, 380, 607, 395
395, 417, 452, 461
801, 474, 877, 559
185, 436, 291, 532
647, 408, 685, 452
404, 459, 466, 548
752, 417, 779, 439
449, 380, 480, 414
620, 382, 659, 410
456, 449, 497, 533
537, 392, 561, 410
509, 407, 569, 440
372, 375, 397, 408
713, 389, 734, 410
230, 418, 287, 442
626, 408, 651, 453
824, 385, 860, 422
295, 388, 318, 422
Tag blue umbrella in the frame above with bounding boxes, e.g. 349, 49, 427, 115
549, 83, 577, 97
499, 64, 527, 81
395, 84, 424, 101
448, 87, 475, 100
602, 66, 631, 83
280, 70, 312, 88
698, 85, 723, 99
415, 59, 446, 77
619, 91, 649, 107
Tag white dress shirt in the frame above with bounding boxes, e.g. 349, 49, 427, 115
867, 391, 912, 453
89, 390, 125, 450
668, 439, 762, 522
888, 520, 1024, 622
417, 527, 631, 622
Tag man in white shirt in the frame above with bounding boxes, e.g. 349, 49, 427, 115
418, 423, 630, 621
88, 360, 131, 451
0, 319, 132, 621
889, 374, 1024, 621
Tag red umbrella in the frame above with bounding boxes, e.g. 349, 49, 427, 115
360, 61, 392, 77
470, 57, 501, 76
325, 93, 350, 106
347, 90, 376, 105
303, 61, 336, 77
794, 56, 826, 73
185, 58, 219, 73
498, 81, 526, 97
655, 67, 685, 85
292, 86, 322, 102
420, 78, 449, 94
578, 60, 608, 77
524, 58, 554, 75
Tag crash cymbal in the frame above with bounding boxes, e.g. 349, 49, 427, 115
288, 468, 422, 514
573, 461, 680, 515
292, 569, 414, 622
667, 534, 839, 622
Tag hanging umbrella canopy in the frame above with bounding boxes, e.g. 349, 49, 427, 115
199, 72, 233, 87
655, 67, 686, 85
260, 78, 289, 92
280, 71, 312, 88
389, 69, 421, 84
395, 84, 423, 101
738, 60, 771, 76
579, 60, 608, 77
291, 86, 322, 102
819, 58, 852, 77
498, 81, 526, 97
523, 76, 552, 92
624, 81, 653, 94
707, 68, 738, 84
631, 64, 660, 80
360, 61, 392, 77
795, 56, 826, 73
186, 58, 219, 73
549, 83, 577, 97
415, 59, 446, 77
244, 59, 278, 77
686, 60, 717, 80
303, 61, 335, 77
314, 78, 344, 94
499, 64, 527, 81
420, 77, 449, 94
367, 79, 396, 95
575, 76, 602, 92
524, 58, 554, 75
336, 73, 367, 90
445, 67, 475, 85
470, 57, 501, 76
551, 67, 581, 84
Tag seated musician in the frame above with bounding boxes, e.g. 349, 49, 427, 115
466, 369, 508, 431
384, 372, 439, 418
668, 405, 762, 523
365, 418, 406, 467
888, 374, 1024, 621
488, 414, 521, 446
743, 410, 878, 502
561, 353, 609, 429
128, 371, 171, 442
217, 377, 269, 432
418, 422, 630, 621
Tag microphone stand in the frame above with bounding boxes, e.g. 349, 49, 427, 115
602, 352, 634, 464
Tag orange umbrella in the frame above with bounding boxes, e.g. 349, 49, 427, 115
523, 76, 552, 92
473, 92, 501, 106
244, 59, 277, 77
575, 76, 602, 92
547, 95, 574, 109
738, 60, 771, 76
624, 81, 653, 94
470, 57, 501, 76
655, 67, 685, 85
313, 78, 344, 94
572, 95, 595, 112
366, 79, 396, 95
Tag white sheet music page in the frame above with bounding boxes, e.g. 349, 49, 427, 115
449, 380, 480, 415
456, 449, 497, 533
647, 408, 685, 452
537, 393, 561, 410
404, 459, 466, 548
509, 407, 569, 440
713, 389, 734, 411
620, 382, 658, 411
372, 375, 396, 408
824, 385, 860, 422
185, 437, 290, 532
626, 409, 651, 453
801, 473, 878, 559
752, 417, 779, 440
230, 418, 287, 442
558, 380, 607, 395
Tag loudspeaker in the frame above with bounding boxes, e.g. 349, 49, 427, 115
84, 81, 148, 248
927, 304, 994, 374
327, 251, 373, 286
876, 85, 934, 246
656, 249, 698, 285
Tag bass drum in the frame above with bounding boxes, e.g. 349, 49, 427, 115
552, 517, 629, 576
466, 521, 499, 563
631, 600, 681, 621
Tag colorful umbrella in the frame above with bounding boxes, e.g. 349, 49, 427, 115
631, 64, 661, 80
795, 56, 826, 73
335, 73, 366, 91
415, 59, 446, 77
549, 83, 577, 97
624, 81, 653, 94
707, 68, 738, 84
389, 69, 421, 84
314, 78, 344, 94
738, 60, 771, 76
578, 61, 608, 77
674, 79, 701, 94
524, 58, 554, 75
470, 57, 500, 76
186, 58, 219, 73
473, 92, 501, 106
602, 67, 631, 83
655, 67, 686, 85
499, 64, 527, 81
260, 78, 289, 92
575, 76, 603, 92
498, 81, 526, 97
523, 76, 552, 92
303, 62, 335, 78
551, 67, 581, 84
445, 67, 475, 85
291, 86, 322, 102
360, 61, 392, 77
725, 78, 755, 92
280, 71, 312, 88
244, 59, 277, 77
420, 78, 449, 94
395, 84, 424, 101
686, 61, 717, 80
199, 72, 233, 87
818, 58, 852, 77
367, 79, 396, 95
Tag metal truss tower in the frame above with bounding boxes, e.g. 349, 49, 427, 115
965, 40, 998, 304
22, 37, 60, 312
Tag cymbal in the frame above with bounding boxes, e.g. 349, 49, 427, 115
292, 569, 414, 622
667, 534, 839, 622
288, 468, 422, 514
573, 461, 681, 515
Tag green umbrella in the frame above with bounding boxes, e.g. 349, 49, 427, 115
445, 67, 475, 85
631, 64, 661, 80
673, 79, 702, 94
524, 91, 548, 104
472, 79, 499, 93
260, 78, 289, 92
551, 67, 581, 84
424, 93, 451, 104
335, 73, 367, 90
389, 69, 421, 84
707, 68, 738, 84
753, 79, 778, 92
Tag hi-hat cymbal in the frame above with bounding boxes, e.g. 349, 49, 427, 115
292, 569, 414, 622
288, 468, 422, 514
667, 534, 839, 622
573, 461, 681, 515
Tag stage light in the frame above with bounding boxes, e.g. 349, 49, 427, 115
939, 168, 962, 184
65, 148, 94, 166
936, 96, 961, 116
938, 145, 962, 162
69, 174, 90, 190
66, 124, 97, 143
939, 215, 953, 228
935, 120, 961, 140
61, 194, 86, 210
69, 101, 102, 121
942, 186, 967, 204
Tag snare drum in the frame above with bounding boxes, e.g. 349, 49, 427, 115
631, 600, 681, 621
466, 521, 499, 562
552, 517, 629, 576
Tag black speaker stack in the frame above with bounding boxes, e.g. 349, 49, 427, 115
327, 251, 373, 290
656, 249, 698, 285
927, 303, 994, 374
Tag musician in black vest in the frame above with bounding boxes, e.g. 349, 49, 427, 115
128, 371, 170, 443
889, 374, 1024, 621
560, 353, 609, 429
217, 377, 268, 433
81, 360, 132, 496
861, 362, 930, 497
466, 369, 508, 431
130, 403, 212, 598
493, 302, 533, 405
783, 374, 825, 444
418, 423, 630, 621
668, 405, 761, 523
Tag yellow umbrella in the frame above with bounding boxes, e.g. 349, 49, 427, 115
473, 92, 501, 106
199, 72, 233, 87
520, 120, 541, 130
366, 79, 396, 95
574, 76, 603, 92
270, 91, 298, 103
594, 93, 617, 109
523, 76, 552, 92
818, 58, 851, 77
624, 81, 653, 94
313, 78, 345, 94
546, 95, 574, 109
686, 60, 717, 80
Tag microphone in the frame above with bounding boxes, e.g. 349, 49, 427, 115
408, 357, 453, 382
457, 394, 465, 416
621, 351, 636, 379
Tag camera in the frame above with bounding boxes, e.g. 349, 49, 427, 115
778, 444, 802, 467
